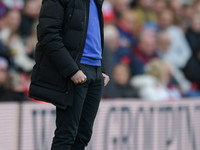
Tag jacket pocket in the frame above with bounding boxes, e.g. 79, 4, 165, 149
38, 66, 67, 92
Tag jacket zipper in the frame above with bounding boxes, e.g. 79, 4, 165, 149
75, 0, 90, 63
63, 2, 75, 34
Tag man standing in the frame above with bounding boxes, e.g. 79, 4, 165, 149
29, 0, 109, 149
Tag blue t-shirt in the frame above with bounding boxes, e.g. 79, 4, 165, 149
80, 0, 102, 66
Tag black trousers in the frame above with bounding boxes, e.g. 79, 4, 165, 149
51, 64, 104, 150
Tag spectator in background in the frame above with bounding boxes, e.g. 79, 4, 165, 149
0, 71, 29, 101
158, 9, 191, 69
194, 1, 200, 13
25, 21, 38, 59
102, 25, 120, 98
182, 4, 194, 30
0, 5, 11, 65
131, 59, 181, 101
186, 13, 200, 54
0, 9, 21, 67
157, 31, 171, 58
157, 32, 192, 95
112, 64, 137, 98
20, 0, 41, 38
183, 47, 200, 94
130, 30, 157, 75
153, 0, 167, 15
117, 10, 137, 50
113, 10, 137, 65
114, 0, 130, 18
0, 56, 8, 99
133, 0, 157, 34
104, 25, 120, 53
184, 15, 200, 85
103, 25, 119, 67
169, 0, 184, 28
0, 9, 21, 43
0, 9, 35, 72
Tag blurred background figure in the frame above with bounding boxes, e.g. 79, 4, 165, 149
184, 12, 200, 93
130, 30, 158, 76
183, 47, 200, 94
156, 31, 191, 95
0, 56, 8, 99
25, 21, 38, 60
133, 0, 157, 33
114, 0, 130, 18
182, 4, 194, 30
19, 0, 41, 38
0, 9, 35, 72
0, 9, 21, 43
153, 0, 167, 15
169, 0, 184, 28
158, 9, 191, 69
131, 59, 181, 101
157, 31, 171, 57
112, 64, 137, 98
0, 71, 29, 101
117, 10, 137, 50
102, 25, 119, 98
194, 1, 200, 13
113, 10, 137, 66
186, 13, 200, 54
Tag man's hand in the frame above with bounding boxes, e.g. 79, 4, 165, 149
102, 73, 109, 87
71, 70, 87, 84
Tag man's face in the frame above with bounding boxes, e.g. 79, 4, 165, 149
139, 36, 157, 56
122, 12, 136, 32
114, 0, 129, 15
113, 65, 129, 86
191, 15, 200, 32
6, 10, 21, 32
24, 0, 41, 19
139, 0, 154, 10
153, 0, 166, 13
158, 12, 173, 29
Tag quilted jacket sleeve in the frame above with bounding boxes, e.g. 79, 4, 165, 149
37, 0, 79, 78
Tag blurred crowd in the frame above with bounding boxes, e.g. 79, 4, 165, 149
0, 0, 199, 102
102, 0, 200, 100
0, 0, 41, 101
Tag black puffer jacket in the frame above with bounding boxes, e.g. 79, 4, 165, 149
29, 0, 105, 109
